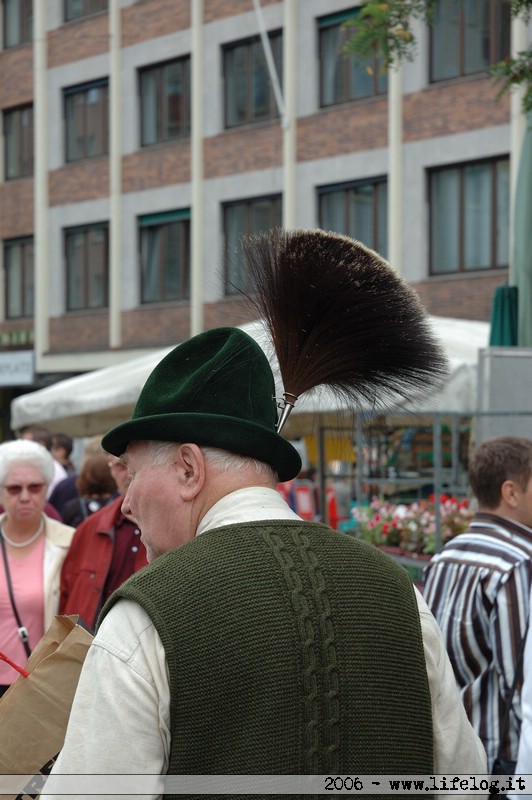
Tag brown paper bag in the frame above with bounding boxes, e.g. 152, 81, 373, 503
0, 615, 93, 799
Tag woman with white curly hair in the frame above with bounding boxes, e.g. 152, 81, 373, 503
0, 439, 75, 696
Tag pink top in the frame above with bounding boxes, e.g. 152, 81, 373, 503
0, 536, 45, 685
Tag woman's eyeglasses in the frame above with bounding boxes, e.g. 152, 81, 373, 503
1, 483, 46, 496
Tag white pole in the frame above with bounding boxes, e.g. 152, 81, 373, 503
282, 0, 297, 230
508, 15, 528, 285
387, 63, 402, 275
33, 1, 49, 365
109, 0, 122, 348
252, 0, 286, 125
191, 0, 204, 337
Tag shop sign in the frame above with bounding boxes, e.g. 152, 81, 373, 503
0, 351, 35, 386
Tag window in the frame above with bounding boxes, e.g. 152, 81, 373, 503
139, 211, 190, 303
64, 80, 109, 162
224, 31, 282, 128
430, 157, 509, 274
318, 179, 388, 257
4, 105, 33, 179
3, 0, 32, 48
64, 0, 107, 22
139, 58, 191, 146
224, 195, 282, 294
4, 238, 34, 319
65, 223, 108, 310
319, 9, 387, 106
431, 0, 511, 82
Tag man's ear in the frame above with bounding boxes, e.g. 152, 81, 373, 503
176, 443, 206, 500
501, 479, 520, 508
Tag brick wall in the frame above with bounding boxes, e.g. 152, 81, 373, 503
404, 77, 509, 141
122, 0, 190, 48
205, 122, 282, 178
413, 271, 508, 321
298, 97, 388, 162
49, 160, 109, 206
123, 141, 191, 194
49, 311, 109, 352
204, 0, 280, 25
0, 180, 34, 238
48, 297, 257, 352
298, 76, 508, 163
121, 297, 255, 348
203, 298, 257, 330
0, 45, 33, 108
47, 278, 501, 356
48, 13, 109, 69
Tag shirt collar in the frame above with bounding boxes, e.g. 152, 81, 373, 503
197, 486, 301, 537
473, 511, 532, 543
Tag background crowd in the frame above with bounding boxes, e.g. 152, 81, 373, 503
2, 420, 532, 778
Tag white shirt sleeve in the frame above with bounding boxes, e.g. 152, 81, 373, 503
414, 588, 488, 779
43, 599, 170, 800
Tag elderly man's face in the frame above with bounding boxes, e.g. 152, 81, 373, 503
121, 441, 195, 562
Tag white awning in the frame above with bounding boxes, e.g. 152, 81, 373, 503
10, 316, 489, 437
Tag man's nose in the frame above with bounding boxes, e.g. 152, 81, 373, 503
121, 493, 131, 517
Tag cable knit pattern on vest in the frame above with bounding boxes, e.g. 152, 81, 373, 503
101, 521, 433, 797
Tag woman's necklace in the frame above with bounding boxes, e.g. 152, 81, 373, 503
0, 515, 45, 548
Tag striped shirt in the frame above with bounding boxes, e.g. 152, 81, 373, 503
423, 512, 532, 770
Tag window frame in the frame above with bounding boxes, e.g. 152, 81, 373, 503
64, 78, 109, 163
223, 29, 283, 129
4, 237, 34, 320
138, 210, 191, 305
317, 176, 388, 258
138, 56, 192, 147
64, 0, 107, 23
428, 156, 510, 275
429, 0, 511, 83
3, 103, 34, 180
3, 0, 32, 48
64, 222, 109, 311
318, 8, 387, 107
223, 194, 283, 295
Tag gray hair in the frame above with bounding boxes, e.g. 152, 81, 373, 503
0, 439, 55, 487
147, 441, 278, 482
200, 446, 278, 482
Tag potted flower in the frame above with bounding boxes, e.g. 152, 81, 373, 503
351, 494, 473, 556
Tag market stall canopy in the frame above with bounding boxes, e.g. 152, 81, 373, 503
10, 316, 489, 439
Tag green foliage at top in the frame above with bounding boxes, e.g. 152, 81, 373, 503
343, 0, 532, 113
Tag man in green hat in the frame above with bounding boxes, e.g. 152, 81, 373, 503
44, 324, 486, 796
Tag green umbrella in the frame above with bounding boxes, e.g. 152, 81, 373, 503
514, 112, 532, 347
489, 285, 518, 346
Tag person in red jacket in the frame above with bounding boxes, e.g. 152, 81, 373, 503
59, 455, 148, 630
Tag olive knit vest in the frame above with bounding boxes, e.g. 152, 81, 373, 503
101, 521, 433, 793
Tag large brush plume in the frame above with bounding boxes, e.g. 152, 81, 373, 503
242, 228, 449, 432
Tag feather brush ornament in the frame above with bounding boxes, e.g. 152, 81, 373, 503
242, 228, 449, 432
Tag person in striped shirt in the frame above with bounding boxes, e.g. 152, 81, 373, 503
424, 436, 532, 772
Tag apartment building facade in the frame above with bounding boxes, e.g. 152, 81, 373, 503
0, 0, 525, 437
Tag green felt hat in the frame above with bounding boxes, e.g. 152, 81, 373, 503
102, 327, 302, 482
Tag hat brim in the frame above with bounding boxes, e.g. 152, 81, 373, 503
102, 413, 302, 483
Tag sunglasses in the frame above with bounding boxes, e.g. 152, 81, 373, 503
1, 483, 46, 496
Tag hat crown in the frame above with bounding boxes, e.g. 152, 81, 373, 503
133, 327, 276, 427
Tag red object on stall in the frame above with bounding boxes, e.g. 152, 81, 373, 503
292, 481, 316, 521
